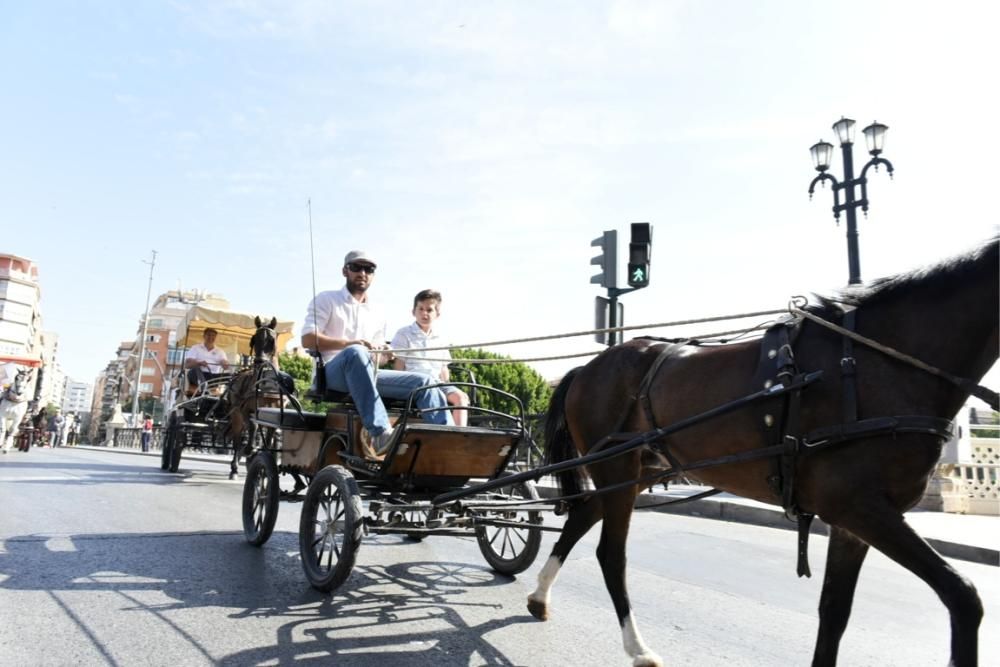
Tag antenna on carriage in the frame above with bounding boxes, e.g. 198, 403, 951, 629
307, 200, 322, 386
308, 199, 318, 318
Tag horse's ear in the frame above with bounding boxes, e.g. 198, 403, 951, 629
269, 317, 277, 329
255, 316, 262, 328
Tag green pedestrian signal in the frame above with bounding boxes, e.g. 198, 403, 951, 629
627, 222, 651, 288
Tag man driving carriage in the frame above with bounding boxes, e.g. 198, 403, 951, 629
300, 250, 452, 454
184, 327, 230, 391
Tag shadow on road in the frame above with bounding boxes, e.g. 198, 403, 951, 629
0, 529, 536, 665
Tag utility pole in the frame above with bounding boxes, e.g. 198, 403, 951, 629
130, 250, 157, 426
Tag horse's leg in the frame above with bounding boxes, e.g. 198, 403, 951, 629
527, 496, 603, 621
811, 526, 870, 667
0, 406, 9, 453
596, 487, 661, 667
831, 504, 982, 667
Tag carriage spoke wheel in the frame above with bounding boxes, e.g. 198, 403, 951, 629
161, 414, 179, 471
475, 474, 542, 576
299, 465, 363, 592
242, 450, 280, 546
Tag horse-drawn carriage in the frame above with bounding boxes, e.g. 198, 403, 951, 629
239, 356, 551, 591
159, 306, 294, 475
241, 239, 994, 667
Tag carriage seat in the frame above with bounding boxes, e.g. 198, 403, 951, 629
255, 407, 327, 431
306, 349, 416, 412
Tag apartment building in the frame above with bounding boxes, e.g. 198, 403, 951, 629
0, 253, 44, 397
120, 290, 230, 415
62, 379, 93, 414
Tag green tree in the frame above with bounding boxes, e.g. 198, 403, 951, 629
449, 348, 552, 416
279, 352, 328, 412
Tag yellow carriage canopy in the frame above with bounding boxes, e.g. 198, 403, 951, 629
176, 306, 295, 361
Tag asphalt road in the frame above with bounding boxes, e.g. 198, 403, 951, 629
1, 447, 998, 666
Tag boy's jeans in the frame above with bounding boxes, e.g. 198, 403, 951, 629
324, 345, 453, 435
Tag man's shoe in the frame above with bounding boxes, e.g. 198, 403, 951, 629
372, 427, 396, 455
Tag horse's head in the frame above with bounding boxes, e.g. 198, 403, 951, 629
251, 316, 278, 364
4, 368, 33, 402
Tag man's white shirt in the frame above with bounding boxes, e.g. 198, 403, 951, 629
187, 343, 229, 373
302, 287, 387, 362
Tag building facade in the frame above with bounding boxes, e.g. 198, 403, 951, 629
0, 253, 44, 398
121, 290, 230, 419
62, 379, 93, 414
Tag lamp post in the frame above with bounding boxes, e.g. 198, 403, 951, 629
808, 117, 894, 285
129, 250, 157, 426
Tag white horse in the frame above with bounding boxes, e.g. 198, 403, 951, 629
0, 368, 33, 454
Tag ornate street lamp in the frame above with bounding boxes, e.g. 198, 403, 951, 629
808, 117, 895, 285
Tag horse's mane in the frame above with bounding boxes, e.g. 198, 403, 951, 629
810, 237, 998, 317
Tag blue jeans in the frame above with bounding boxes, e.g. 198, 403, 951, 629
324, 345, 452, 435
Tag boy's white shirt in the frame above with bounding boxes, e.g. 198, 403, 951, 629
391, 321, 450, 377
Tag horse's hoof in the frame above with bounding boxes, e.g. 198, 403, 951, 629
633, 654, 663, 667
527, 597, 549, 621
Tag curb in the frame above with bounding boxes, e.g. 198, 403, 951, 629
540, 484, 998, 568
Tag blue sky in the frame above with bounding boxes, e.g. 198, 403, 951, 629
1, 1, 997, 386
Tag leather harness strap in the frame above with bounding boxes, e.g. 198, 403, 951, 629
634, 343, 687, 471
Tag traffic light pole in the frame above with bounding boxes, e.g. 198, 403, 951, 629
591, 223, 652, 347
604, 286, 639, 346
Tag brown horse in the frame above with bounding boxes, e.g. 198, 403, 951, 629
529, 239, 998, 667
222, 317, 293, 478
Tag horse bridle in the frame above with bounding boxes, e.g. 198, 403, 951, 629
2, 373, 30, 404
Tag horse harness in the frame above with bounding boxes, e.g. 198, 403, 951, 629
1, 381, 29, 404
633, 307, 990, 578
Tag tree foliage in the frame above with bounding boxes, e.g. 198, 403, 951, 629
449, 348, 552, 416
279, 352, 327, 411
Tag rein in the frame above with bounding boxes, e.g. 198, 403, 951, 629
790, 301, 999, 410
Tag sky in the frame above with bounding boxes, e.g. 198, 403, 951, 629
1, 1, 997, 390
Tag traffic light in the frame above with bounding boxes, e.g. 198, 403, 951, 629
590, 230, 618, 288
627, 222, 652, 288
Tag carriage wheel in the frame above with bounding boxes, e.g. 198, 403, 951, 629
242, 450, 280, 546
168, 432, 183, 473
299, 465, 363, 592
160, 415, 178, 471
475, 475, 543, 576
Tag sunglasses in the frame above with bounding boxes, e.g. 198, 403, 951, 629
346, 262, 376, 274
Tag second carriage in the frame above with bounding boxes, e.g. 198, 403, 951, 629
159, 306, 295, 475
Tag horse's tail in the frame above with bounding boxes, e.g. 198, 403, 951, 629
544, 366, 588, 498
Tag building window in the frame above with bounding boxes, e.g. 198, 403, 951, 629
146, 334, 160, 343
141, 367, 155, 376
139, 383, 153, 393
148, 319, 163, 328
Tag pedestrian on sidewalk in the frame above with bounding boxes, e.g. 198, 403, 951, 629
59, 412, 74, 447
47, 411, 63, 447
141, 414, 153, 452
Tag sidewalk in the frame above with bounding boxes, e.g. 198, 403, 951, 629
631, 485, 999, 567
72, 444, 998, 567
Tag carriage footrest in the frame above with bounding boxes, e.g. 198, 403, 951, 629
255, 407, 326, 431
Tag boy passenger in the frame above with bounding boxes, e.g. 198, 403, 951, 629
392, 290, 471, 427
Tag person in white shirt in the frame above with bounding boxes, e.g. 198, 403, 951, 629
185, 328, 231, 390
391, 290, 470, 426
301, 250, 452, 454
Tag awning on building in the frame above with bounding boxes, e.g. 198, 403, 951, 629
0, 354, 43, 368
